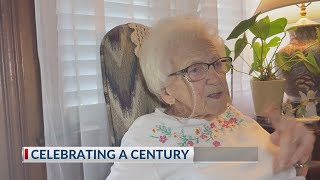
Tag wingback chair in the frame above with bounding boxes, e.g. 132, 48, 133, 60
100, 23, 162, 146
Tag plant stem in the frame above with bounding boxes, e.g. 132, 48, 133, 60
303, 41, 319, 53
272, 60, 302, 77
270, 53, 298, 71
275, 61, 299, 78
281, 51, 299, 59
268, 32, 287, 67
260, 38, 265, 67
239, 55, 251, 68
232, 67, 261, 80
239, 55, 260, 77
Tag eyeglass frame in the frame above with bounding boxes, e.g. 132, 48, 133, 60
168, 56, 233, 82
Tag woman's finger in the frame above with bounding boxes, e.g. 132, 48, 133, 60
270, 131, 280, 146
289, 131, 315, 166
278, 121, 297, 169
263, 105, 283, 130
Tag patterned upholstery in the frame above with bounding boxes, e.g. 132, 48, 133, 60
100, 23, 162, 146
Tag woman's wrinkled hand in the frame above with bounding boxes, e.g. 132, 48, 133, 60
264, 106, 315, 176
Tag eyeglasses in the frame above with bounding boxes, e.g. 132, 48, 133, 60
168, 57, 232, 82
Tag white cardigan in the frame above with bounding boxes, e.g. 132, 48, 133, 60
107, 106, 304, 180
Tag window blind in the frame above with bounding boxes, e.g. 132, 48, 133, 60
58, 0, 218, 107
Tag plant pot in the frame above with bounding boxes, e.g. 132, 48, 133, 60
250, 79, 286, 116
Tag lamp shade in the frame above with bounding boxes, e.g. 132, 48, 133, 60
254, 0, 320, 24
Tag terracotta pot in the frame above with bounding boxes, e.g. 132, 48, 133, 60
250, 79, 286, 116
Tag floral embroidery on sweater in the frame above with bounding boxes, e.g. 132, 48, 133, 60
149, 109, 246, 147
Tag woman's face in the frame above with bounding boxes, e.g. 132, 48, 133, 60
162, 38, 229, 118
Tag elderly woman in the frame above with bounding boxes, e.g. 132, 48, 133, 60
106, 17, 315, 180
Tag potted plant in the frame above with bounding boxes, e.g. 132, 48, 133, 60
225, 14, 320, 116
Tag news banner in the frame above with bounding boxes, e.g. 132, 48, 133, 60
22, 147, 258, 163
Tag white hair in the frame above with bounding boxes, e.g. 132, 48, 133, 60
139, 16, 226, 100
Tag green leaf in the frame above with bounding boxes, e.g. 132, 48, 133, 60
316, 27, 320, 43
251, 60, 260, 72
249, 16, 270, 40
252, 41, 270, 68
304, 53, 320, 75
252, 42, 263, 71
293, 50, 320, 75
251, 36, 258, 45
267, 37, 281, 47
227, 13, 260, 40
268, 18, 287, 38
234, 33, 248, 60
224, 45, 231, 57
275, 52, 293, 71
295, 51, 308, 61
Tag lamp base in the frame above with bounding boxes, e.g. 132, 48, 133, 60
277, 24, 320, 109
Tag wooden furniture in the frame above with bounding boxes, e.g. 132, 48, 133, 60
257, 118, 320, 180
0, 0, 46, 179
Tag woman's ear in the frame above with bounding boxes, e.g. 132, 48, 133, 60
160, 87, 176, 105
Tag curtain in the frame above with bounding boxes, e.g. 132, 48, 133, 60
35, 0, 254, 179
218, 0, 259, 116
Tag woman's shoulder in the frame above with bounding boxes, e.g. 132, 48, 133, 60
130, 108, 175, 128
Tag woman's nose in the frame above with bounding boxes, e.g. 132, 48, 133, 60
206, 66, 220, 84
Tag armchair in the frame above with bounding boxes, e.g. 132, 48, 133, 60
100, 23, 162, 146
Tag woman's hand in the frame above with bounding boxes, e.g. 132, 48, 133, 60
265, 107, 315, 176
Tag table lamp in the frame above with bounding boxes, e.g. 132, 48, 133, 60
254, 0, 320, 116
255, 0, 320, 25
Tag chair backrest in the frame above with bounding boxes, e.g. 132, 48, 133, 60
100, 23, 162, 146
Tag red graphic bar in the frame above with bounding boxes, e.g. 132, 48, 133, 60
25, 148, 28, 160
